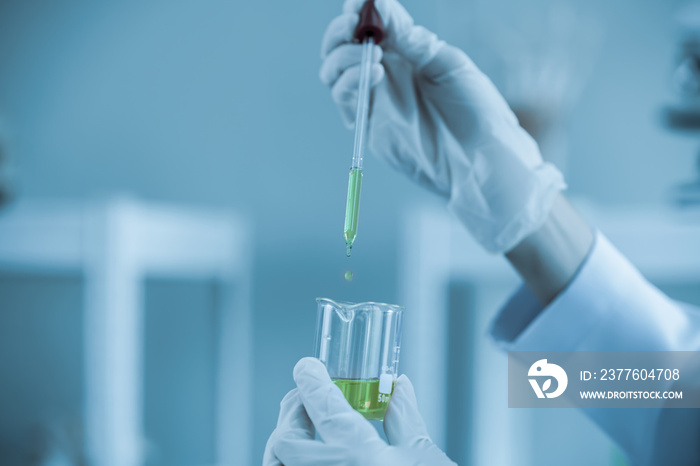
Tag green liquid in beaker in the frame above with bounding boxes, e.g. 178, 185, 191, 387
333, 378, 395, 421
344, 168, 363, 257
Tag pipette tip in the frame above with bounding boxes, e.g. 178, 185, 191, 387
346, 245, 352, 257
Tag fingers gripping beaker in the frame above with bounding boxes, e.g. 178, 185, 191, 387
314, 298, 404, 421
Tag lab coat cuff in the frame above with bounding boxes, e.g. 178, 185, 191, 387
490, 232, 607, 351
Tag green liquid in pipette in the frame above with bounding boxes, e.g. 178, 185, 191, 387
344, 168, 363, 256
333, 378, 395, 420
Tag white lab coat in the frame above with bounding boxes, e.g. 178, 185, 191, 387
490, 233, 700, 466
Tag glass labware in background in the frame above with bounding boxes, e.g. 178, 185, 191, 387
314, 298, 404, 421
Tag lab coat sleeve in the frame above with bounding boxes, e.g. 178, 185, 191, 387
490, 232, 700, 465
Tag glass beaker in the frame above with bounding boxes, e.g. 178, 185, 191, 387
314, 298, 404, 421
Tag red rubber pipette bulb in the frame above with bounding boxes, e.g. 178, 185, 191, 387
354, 0, 385, 44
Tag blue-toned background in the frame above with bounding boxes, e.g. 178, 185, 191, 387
0, 0, 698, 465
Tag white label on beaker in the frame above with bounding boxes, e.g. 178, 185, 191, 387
379, 374, 393, 395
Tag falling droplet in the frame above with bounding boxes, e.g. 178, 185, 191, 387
345, 271, 354, 281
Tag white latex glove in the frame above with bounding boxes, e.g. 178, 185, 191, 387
320, 0, 566, 253
263, 357, 455, 466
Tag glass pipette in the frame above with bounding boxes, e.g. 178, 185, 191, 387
344, 0, 384, 257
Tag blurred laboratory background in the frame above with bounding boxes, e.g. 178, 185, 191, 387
0, 0, 699, 465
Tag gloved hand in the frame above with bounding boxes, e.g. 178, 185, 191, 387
320, 0, 566, 253
263, 357, 455, 466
